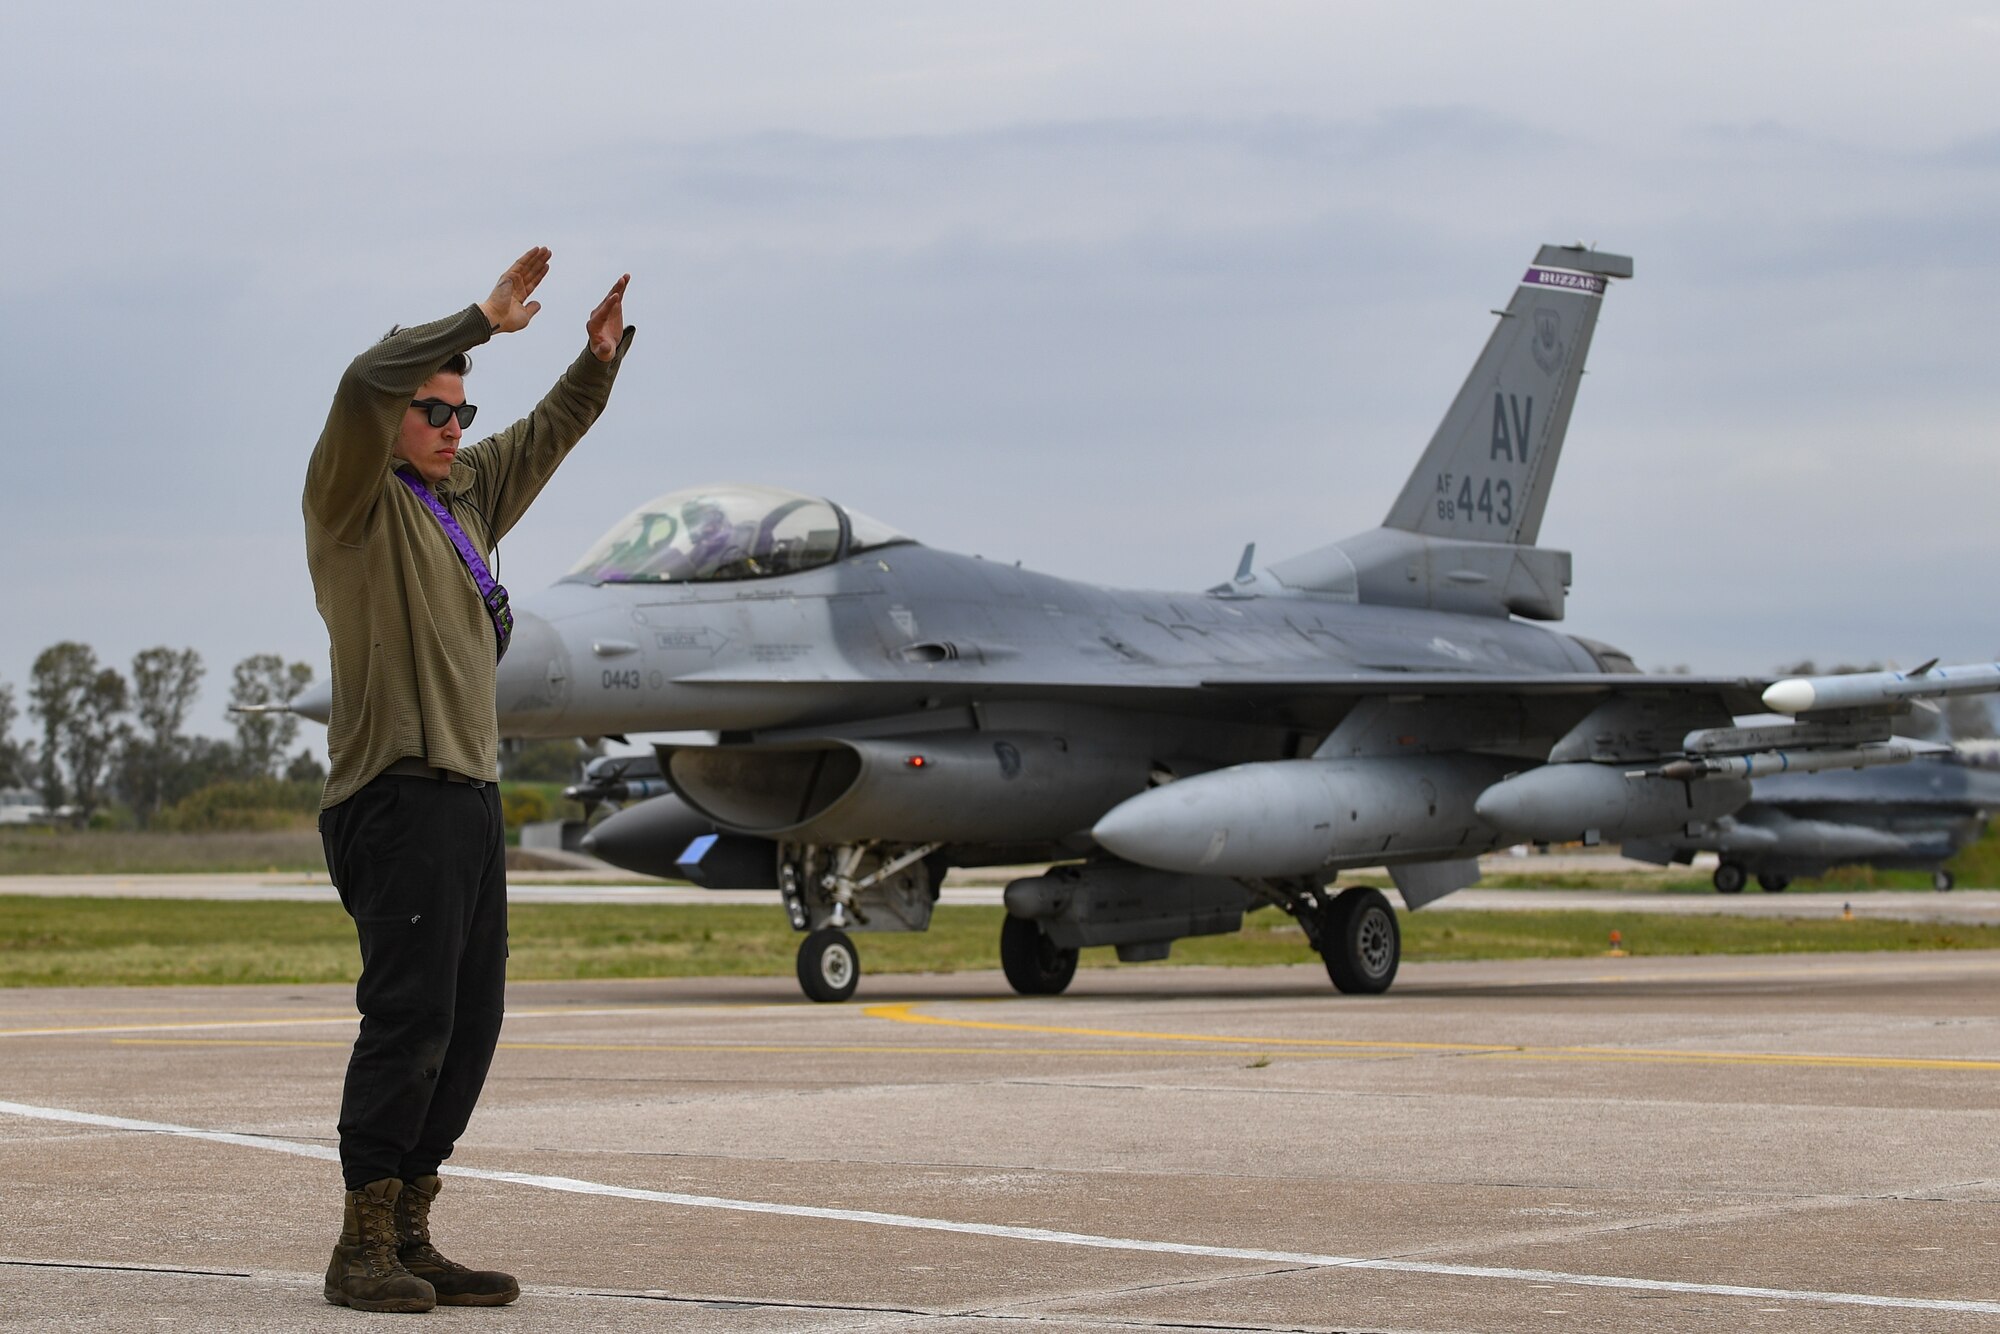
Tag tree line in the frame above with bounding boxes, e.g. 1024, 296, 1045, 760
0, 644, 321, 827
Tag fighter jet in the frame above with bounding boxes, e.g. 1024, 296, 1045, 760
1624, 742, 2000, 893
288, 243, 2000, 1002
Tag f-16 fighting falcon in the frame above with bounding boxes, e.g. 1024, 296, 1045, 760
1625, 723, 2000, 894
283, 244, 2000, 1003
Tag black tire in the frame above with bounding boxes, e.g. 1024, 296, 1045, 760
796, 927, 859, 1003
1713, 863, 1747, 894
999, 915, 1079, 996
1757, 873, 1790, 893
1321, 887, 1400, 995
1935, 870, 1955, 893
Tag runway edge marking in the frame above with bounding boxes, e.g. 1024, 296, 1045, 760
1, 1098, 1995, 1316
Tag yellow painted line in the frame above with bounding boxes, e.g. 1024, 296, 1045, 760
864, 1003, 2000, 1072
110, 1038, 348, 1048
491, 1041, 1206, 1057
1474, 1048, 2000, 1071
0, 1016, 358, 1039
0, 1002, 785, 1040
863, 1002, 1514, 1053
108, 1037, 1391, 1059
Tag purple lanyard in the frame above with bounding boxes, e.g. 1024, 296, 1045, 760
395, 470, 514, 661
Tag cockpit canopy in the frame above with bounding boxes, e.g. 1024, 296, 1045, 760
565, 484, 911, 585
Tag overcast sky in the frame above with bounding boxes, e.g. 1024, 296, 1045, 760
3, 1, 1997, 755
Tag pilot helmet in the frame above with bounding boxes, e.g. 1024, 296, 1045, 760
681, 498, 728, 542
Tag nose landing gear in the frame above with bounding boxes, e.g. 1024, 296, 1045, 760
779, 840, 943, 1002
796, 927, 859, 1003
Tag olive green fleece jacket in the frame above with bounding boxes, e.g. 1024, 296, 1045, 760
304, 305, 634, 808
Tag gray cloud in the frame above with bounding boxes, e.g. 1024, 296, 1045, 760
4, 4, 1998, 752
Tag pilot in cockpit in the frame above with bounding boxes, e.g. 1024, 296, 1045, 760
683, 499, 740, 567
574, 485, 881, 585
640, 496, 756, 580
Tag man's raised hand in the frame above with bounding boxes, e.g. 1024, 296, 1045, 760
588, 274, 630, 362
479, 247, 552, 334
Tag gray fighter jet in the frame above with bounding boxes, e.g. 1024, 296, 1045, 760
288, 244, 2000, 1002
1624, 746, 2000, 892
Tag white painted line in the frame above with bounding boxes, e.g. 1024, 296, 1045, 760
2, 1098, 1995, 1316
0, 1018, 359, 1040
0, 1100, 339, 1162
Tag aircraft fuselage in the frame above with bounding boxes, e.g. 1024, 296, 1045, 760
498, 542, 1607, 743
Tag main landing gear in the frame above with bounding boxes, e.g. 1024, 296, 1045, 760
1270, 882, 1401, 995
1318, 887, 1401, 994
999, 914, 1080, 995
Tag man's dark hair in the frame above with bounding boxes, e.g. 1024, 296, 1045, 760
380, 326, 472, 377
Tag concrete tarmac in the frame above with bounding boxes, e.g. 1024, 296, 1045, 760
4, 954, 2000, 1331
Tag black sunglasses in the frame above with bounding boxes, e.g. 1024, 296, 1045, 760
410, 398, 478, 429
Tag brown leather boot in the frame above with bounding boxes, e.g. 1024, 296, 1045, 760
396, 1174, 520, 1307
324, 1178, 437, 1312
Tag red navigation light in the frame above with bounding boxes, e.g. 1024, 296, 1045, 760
905, 755, 927, 769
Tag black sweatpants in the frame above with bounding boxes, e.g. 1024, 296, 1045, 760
319, 772, 508, 1190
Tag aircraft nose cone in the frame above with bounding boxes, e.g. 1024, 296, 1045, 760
496, 607, 569, 728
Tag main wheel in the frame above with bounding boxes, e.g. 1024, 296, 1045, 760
1713, 862, 1747, 894
1757, 873, 1790, 893
999, 915, 1079, 995
796, 927, 859, 1003
1935, 870, 1956, 892
1322, 887, 1400, 995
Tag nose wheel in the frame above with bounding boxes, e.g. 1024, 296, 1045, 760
797, 927, 859, 1003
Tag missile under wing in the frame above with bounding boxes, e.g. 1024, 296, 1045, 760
383, 243, 2000, 1003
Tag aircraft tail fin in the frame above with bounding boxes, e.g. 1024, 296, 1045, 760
1264, 244, 1630, 621
1383, 244, 1631, 545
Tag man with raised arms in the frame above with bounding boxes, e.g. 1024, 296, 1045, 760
304, 247, 632, 1313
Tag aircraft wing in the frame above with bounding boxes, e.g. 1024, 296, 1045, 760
668, 662, 1993, 733
1197, 671, 1770, 711
655, 668, 1772, 733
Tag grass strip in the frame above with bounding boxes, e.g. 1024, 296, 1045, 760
4, 897, 1999, 989
0, 829, 326, 876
